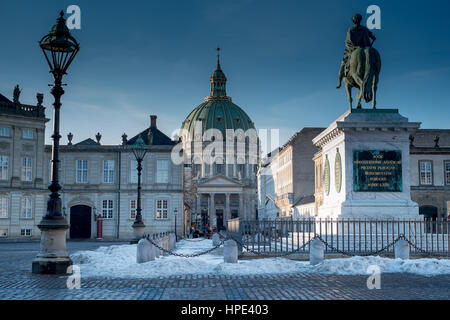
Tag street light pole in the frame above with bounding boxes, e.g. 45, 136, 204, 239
32, 11, 79, 275
174, 208, 178, 241
129, 136, 148, 242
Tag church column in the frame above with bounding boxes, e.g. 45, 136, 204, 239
225, 193, 231, 223
196, 194, 201, 227
239, 193, 244, 220
210, 193, 216, 228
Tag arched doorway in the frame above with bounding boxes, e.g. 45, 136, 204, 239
70, 205, 92, 239
419, 206, 438, 219
419, 206, 438, 233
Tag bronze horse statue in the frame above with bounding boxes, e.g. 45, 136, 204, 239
343, 46, 381, 109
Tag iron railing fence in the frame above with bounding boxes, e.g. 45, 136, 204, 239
227, 218, 450, 256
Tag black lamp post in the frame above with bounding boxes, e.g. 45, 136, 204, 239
32, 11, 79, 274
174, 208, 178, 241
130, 136, 148, 241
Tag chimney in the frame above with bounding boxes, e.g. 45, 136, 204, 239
150, 115, 157, 128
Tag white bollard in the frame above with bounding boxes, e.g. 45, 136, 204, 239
310, 239, 325, 265
224, 240, 238, 263
170, 233, 176, 249
395, 239, 410, 260
212, 233, 220, 246
137, 238, 154, 263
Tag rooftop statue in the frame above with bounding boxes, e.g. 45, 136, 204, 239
336, 14, 381, 109
13, 85, 21, 104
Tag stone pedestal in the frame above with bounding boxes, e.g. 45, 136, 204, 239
32, 218, 72, 274
313, 109, 421, 219
132, 221, 145, 242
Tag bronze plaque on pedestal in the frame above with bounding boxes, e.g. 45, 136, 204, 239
353, 150, 402, 192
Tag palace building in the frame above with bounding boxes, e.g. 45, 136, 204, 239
0, 87, 184, 240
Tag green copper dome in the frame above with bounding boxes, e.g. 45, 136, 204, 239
182, 54, 255, 138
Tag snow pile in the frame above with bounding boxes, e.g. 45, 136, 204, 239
70, 239, 450, 279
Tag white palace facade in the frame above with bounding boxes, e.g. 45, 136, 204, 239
0, 89, 184, 240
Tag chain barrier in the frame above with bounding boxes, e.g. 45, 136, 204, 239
399, 236, 447, 257
144, 235, 225, 258
226, 233, 448, 258
142, 233, 447, 259
181, 237, 209, 243
314, 235, 403, 257
227, 234, 316, 257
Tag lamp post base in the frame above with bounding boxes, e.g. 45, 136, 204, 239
131, 221, 146, 244
32, 217, 72, 275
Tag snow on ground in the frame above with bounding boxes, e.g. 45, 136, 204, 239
71, 239, 450, 279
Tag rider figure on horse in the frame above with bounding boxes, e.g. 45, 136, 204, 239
337, 14, 377, 89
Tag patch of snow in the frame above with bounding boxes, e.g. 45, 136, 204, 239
70, 239, 450, 279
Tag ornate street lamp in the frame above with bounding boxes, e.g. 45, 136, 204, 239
32, 11, 79, 274
130, 135, 148, 241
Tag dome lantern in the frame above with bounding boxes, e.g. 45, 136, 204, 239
210, 48, 227, 97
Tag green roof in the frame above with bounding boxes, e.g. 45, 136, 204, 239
181, 56, 255, 138
182, 99, 255, 138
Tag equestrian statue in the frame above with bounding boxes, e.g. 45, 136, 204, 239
337, 14, 381, 109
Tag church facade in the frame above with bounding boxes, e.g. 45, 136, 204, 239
179, 55, 259, 231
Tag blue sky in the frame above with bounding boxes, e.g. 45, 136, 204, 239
0, 0, 449, 146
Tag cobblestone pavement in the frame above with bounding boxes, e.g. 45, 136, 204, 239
0, 242, 449, 300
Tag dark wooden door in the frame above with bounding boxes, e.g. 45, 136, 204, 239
70, 205, 91, 239
216, 209, 224, 231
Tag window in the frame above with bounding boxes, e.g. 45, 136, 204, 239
445, 161, 450, 186
102, 200, 113, 219
23, 129, 34, 139
193, 164, 201, 178
0, 156, 8, 180
0, 196, 7, 218
21, 197, 32, 219
156, 160, 169, 183
156, 199, 168, 219
130, 199, 136, 219
103, 160, 115, 183
21, 228, 32, 237
21, 157, 32, 182
0, 127, 10, 137
216, 163, 223, 175
0, 229, 7, 237
237, 164, 245, 179
130, 159, 139, 183
419, 161, 433, 185
76, 160, 88, 183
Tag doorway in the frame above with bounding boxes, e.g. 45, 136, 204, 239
216, 209, 224, 231
70, 205, 92, 239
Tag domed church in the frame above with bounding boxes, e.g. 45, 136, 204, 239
181, 50, 259, 231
